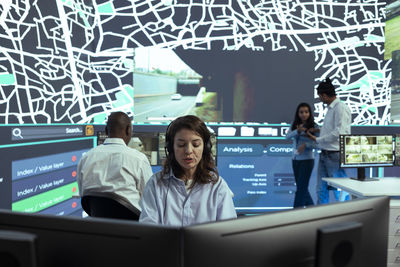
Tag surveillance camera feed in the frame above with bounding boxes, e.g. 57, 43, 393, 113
395, 134, 400, 166
342, 135, 394, 167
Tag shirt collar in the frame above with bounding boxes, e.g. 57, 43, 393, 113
103, 138, 127, 146
163, 169, 189, 184
161, 169, 176, 180
162, 169, 203, 193
328, 98, 340, 109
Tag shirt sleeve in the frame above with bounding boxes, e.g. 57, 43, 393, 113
316, 103, 351, 145
216, 178, 237, 221
305, 125, 319, 149
285, 129, 298, 140
139, 176, 160, 225
138, 157, 153, 197
77, 156, 85, 197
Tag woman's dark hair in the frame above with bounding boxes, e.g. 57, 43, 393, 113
291, 103, 316, 131
162, 115, 218, 185
317, 77, 336, 97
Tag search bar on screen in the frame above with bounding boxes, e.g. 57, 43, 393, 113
11, 126, 84, 141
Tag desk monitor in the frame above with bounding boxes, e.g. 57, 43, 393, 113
0, 210, 181, 267
183, 196, 389, 267
339, 134, 394, 181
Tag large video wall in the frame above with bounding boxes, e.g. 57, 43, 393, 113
386, 0, 400, 121
0, 1, 397, 216
0, 0, 391, 125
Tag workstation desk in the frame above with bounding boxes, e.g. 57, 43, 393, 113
322, 177, 400, 267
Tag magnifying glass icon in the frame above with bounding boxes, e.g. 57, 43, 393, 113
12, 128, 23, 139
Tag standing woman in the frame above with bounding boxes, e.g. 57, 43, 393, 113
285, 103, 319, 208
139, 115, 237, 226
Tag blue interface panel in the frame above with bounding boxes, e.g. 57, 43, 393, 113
0, 125, 96, 217
0, 123, 398, 216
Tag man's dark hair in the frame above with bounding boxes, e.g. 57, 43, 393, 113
317, 77, 336, 97
106, 112, 131, 136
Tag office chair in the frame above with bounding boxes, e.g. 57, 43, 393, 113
81, 193, 140, 221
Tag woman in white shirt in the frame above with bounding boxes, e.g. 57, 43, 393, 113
139, 115, 237, 226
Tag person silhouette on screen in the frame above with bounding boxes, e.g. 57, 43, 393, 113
77, 112, 153, 218
139, 115, 236, 226
285, 103, 318, 208
306, 78, 351, 204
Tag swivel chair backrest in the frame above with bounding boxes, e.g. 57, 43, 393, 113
81, 193, 140, 221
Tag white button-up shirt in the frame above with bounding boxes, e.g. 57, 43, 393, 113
139, 171, 237, 227
316, 98, 351, 151
77, 138, 153, 210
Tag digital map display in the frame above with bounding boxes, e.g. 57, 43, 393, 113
0, 0, 390, 124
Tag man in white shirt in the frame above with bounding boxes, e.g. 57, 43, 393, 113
77, 112, 153, 218
307, 78, 351, 204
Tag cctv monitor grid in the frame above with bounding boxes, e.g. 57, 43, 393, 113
342, 135, 394, 165
395, 134, 400, 166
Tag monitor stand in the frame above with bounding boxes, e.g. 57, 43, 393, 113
350, 167, 379, 182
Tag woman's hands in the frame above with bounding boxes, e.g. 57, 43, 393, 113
297, 124, 306, 133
